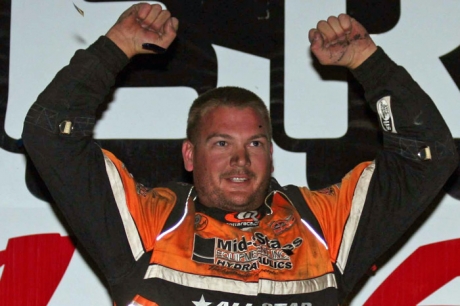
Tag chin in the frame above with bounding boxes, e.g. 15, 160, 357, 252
223, 196, 260, 212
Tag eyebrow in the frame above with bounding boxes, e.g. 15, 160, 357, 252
248, 134, 269, 141
205, 133, 268, 143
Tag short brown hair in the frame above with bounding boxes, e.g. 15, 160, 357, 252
186, 86, 272, 143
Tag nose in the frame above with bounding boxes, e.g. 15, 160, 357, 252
230, 146, 251, 167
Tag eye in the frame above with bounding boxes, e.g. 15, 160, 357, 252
216, 140, 227, 147
250, 141, 262, 147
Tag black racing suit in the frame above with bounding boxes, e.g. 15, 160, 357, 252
22, 36, 458, 305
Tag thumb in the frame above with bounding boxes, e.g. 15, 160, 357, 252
309, 30, 324, 50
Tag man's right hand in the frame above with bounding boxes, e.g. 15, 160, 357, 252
106, 3, 179, 59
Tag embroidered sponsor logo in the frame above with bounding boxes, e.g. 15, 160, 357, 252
192, 294, 313, 306
269, 215, 295, 235
192, 233, 303, 271
195, 214, 209, 231
135, 183, 150, 197
224, 211, 262, 227
377, 96, 397, 133
316, 186, 335, 196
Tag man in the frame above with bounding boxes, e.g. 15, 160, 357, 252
22, 3, 458, 306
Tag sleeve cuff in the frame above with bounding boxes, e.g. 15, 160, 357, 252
86, 36, 130, 76
350, 47, 397, 92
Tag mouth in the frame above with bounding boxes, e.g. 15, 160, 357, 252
228, 177, 249, 183
222, 170, 254, 184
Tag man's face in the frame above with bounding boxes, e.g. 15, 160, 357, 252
182, 106, 273, 212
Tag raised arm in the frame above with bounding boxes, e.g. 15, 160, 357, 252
22, 3, 178, 282
308, 14, 458, 300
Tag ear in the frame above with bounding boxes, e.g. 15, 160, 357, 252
270, 142, 274, 173
182, 140, 194, 171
